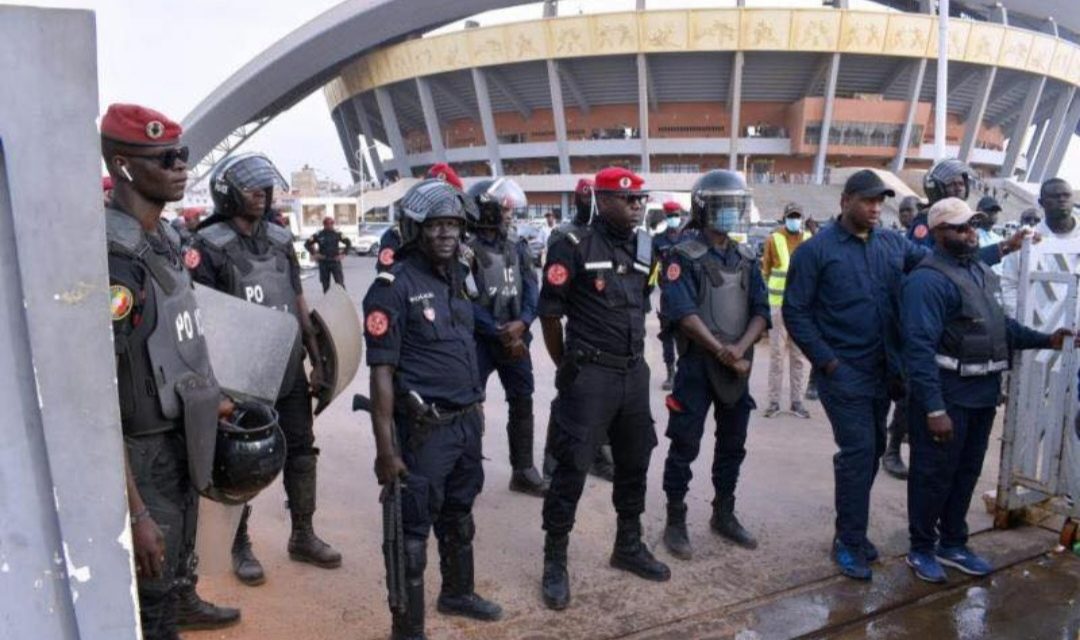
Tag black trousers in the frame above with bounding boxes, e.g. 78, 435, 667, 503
318, 260, 344, 292
276, 366, 315, 459
542, 360, 657, 535
126, 431, 197, 640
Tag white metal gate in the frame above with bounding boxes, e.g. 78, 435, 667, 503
996, 239, 1080, 524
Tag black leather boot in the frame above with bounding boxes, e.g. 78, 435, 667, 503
662, 500, 693, 560
609, 517, 671, 581
542, 532, 570, 610
710, 495, 757, 549
882, 427, 908, 480
392, 538, 428, 640
507, 397, 548, 496
175, 576, 241, 631
436, 514, 503, 621
231, 504, 265, 586
284, 453, 342, 568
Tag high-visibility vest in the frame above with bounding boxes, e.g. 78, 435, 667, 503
767, 230, 810, 306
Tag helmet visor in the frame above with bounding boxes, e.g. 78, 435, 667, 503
401, 179, 474, 223
484, 178, 528, 211
222, 154, 288, 192
696, 193, 751, 233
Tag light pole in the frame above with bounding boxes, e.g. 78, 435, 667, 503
354, 141, 380, 222
935, 0, 950, 161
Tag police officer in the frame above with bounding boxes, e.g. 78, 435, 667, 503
363, 179, 502, 640
900, 197, 1075, 583
100, 103, 239, 638
908, 158, 973, 248
464, 178, 547, 495
189, 152, 342, 586
654, 200, 686, 391
539, 167, 670, 611
305, 216, 352, 292
377, 163, 464, 273
897, 195, 920, 232
660, 171, 770, 560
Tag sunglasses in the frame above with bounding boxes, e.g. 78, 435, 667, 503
125, 145, 190, 170
613, 194, 648, 205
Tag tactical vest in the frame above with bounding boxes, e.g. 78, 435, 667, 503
107, 209, 215, 432
917, 253, 1010, 377
199, 221, 304, 387
674, 239, 754, 357
468, 237, 522, 324
766, 230, 810, 306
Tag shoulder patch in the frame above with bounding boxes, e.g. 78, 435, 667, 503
183, 247, 201, 270
378, 246, 396, 266
546, 263, 569, 286
666, 262, 681, 282
110, 285, 134, 321
913, 224, 928, 239
365, 310, 390, 337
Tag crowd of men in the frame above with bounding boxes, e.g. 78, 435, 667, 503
103, 101, 1078, 640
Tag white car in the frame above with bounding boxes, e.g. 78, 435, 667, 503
356, 222, 392, 255
293, 240, 316, 269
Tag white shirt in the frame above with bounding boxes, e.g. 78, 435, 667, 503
1000, 215, 1080, 320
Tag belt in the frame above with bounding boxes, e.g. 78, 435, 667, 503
570, 341, 641, 371
416, 402, 480, 425
934, 354, 1009, 377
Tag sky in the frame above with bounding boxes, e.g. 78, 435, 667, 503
6, 0, 1078, 188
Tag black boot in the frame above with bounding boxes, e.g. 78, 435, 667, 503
436, 514, 503, 621
662, 501, 693, 560
710, 495, 757, 549
542, 532, 571, 610
661, 363, 675, 391
392, 538, 428, 640
882, 427, 908, 480
588, 444, 615, 482
231, 504, 265, 586
284, 453, 342, 568
507, 397, 548, 496
175, 576, 241, 631
609, 516, 671, 581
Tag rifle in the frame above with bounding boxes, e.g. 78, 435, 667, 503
353, 393, 407, 615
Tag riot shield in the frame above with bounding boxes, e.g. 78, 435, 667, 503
310, 283, 363, 415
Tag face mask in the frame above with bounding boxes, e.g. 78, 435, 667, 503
785, 218, 802, 233
712, 208, 740, 234
666, 215, 681, 228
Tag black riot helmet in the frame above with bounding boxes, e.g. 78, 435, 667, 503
466, 177, 528, 233
209, 152, 288, 218
690, 170, 752, 234
398, 178, 479, 246
923, 158, 971, 205
204, 401, 287, 506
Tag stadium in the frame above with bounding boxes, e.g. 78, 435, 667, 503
310, 0, 1080, 220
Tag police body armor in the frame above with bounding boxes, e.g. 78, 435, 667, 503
468, 238, 522, 325
199, 221, 304, 389
107, 209, 220, 492
674, 239, 755, 405
918, 253, 1010, 377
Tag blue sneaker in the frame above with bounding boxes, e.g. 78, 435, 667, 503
906, 551, 947, 583
832, 540, 872, 580
863, 539, 879, 563
936, 546, 992, 576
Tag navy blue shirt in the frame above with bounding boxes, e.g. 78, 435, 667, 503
783, 219, 1004, 398
905, 211, 934, 248
901, 249, 1050, 412
363, 250, 483, 408
470, 235, 539, 338
660, 240, 771, 332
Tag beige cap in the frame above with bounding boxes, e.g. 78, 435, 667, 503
928, 197, 979, 230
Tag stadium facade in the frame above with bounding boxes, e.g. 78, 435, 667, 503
319, 0, 1080, 213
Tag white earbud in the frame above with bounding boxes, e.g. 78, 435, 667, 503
120, 165, 134, 182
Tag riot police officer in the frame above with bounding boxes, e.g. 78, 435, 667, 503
363, 179, 502, 640
100, 103, 239, 638
377, 163, 464, 273
464, 178, 546, 495
305, 216, 352, 292
189, 152, 342, 586
539, 167, 670, 611
907, 158, 972, 248
659, 171, 770, 559
653, 200, 686, 391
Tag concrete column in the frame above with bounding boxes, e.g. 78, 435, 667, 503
813, 53, 841, 185
471, 68, 504, 176
332, 107, 361, 180
1000, 76, 1046, 178
1046, 96, 1080, 180
1025, 118, 1048, 165
1029, 87, 1074, 182
374, 87, 411, 178
560, 192, 570, 221
415, 77, 446, 163
892, 59, 928, 172
353, 97, 386, 183
637, 53, 650, 173
542, 0, 556, 18
728, 51, 744, 171
547, 60, 571, 174
959, 67, 997, 162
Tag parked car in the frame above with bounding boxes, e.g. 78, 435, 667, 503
356, 222, 392, 255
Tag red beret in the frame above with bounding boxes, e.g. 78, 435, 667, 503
593, 167, 646, 194
427, 163, 463, 190
181, 207, 203, 222
662, 200, 681, 214
102, 176, 114, 192
574, 178, 594, 197
100, 103, 182, 147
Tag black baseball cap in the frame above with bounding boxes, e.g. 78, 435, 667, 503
843, 170, 896, 199
976, 195, 1002, 213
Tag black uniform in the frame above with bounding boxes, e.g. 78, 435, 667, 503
305, 228, 351, 292
539, 217, 657, 535
108, 207, 217, 640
